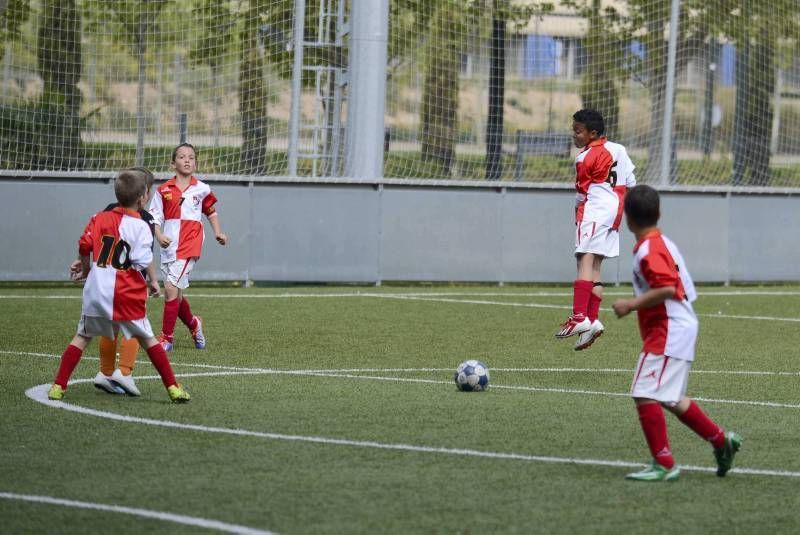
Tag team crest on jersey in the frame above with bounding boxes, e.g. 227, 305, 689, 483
192, 194, 202, 208
162, 191, 172, 201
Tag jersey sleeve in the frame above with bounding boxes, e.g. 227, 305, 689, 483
618, 147, 636, 188
201, 191, 218, 216
148, 189, 164, 227
77, 215, 97, 257
640, 249, 680, 290
127, 221, 153, 271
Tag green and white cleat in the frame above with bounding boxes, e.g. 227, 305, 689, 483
625, 460, 680, 482
168, 384, 191, 403
714, 432, 743, 477
48, 384, 66, 401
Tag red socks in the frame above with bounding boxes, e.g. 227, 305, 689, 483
178, 298, 198, 330
677, 401, 725, 449
161, 298, 180, 341
636, 403, 675, 469
572, 280, 593, 319
54, 344, 84, 388
587, 290, 602, 322
145, 343, 178, 388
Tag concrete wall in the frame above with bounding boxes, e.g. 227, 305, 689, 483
1, 177, 797, 284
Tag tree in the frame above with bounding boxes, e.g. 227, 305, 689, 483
578, 0, 620, 139
485, 0, 506, 180
420, 1, 463, 177
238, 0, 268, 174
0, 0, 30, 44
188, 0, 236, 148
82, 0, 170, 165
37, 0, 82, 169
714, 0, 798, 186
566, 0, 707, 183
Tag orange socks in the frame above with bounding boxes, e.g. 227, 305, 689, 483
118, 337, 139, 375
98, 336, 117, 376
98, 335, 139, 376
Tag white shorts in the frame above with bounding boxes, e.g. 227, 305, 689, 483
77, 315, 155, 341
630, 352, 691, 405
161, 258, 197, 289
575, 221, 619, 258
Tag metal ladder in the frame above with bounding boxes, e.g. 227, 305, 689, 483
291, 0, 348, 178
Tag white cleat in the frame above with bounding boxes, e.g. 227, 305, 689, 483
575, 319, 605, 351
94, 372, 125, 395
110, 368, 141, 396
555, 315, 592, 338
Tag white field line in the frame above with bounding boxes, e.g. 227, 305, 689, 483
5, 349, 800, 403
24, 382, 800, 479
1, 290, 798, 322
0, 493, 273, 535
5, 349, 800, 379
3, 289, 800, 299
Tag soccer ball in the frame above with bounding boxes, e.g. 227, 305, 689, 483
454, 360, 490, 392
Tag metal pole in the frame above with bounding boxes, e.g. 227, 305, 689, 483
345, 0, 389, 179
179, 112, 188, 144
770, 68, 782, 155
660, 0, 680, 185
288, 0, 306, 177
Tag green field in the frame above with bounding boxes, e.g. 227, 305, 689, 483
1, 285, 799, 533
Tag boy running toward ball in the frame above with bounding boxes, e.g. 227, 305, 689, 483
612, 184, 741, 481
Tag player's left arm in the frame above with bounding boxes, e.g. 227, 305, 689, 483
613, 251, 679, 317
613, 287, 675, 318
202, 191, 227, 245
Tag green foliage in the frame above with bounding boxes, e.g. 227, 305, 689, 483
187, 0, 236, 71
0, 0, 30, 43
0, 101, 85, 169
37, 0, 82, 169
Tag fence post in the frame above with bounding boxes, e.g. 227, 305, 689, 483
660, 0, 680, 185
179, 112, 188, 144
344, 0, 389, 180
288, 0, 306, 178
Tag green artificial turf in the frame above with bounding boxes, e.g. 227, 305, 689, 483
1, 285, 799, 533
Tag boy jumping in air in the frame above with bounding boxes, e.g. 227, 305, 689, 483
613, 185, 741, 481
556, 109, 636, 350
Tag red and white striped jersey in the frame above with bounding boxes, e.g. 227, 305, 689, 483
78, 207, 153, 321
148, 176, 218, 263
632, 230, 698, 361
574, 137, 636, 229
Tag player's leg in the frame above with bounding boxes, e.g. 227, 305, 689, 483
177, 293, 205, 350
625, 352, 681, 481
118, 336, 139, 376
575, 257, 606, 350
107, 335, 142, 396
555, 253, 593, 338
625, 398, 680, 481
159, 259, 195, 350
49, 333, 92, 400
159, 273, 181, 351
665, 398, 742, 477
94, 334, 125, 395
126, 319, 190, 402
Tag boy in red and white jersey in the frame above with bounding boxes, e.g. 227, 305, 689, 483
556, 109, 636, 351
612, 185, 741, 482
149, 143, 227, 351
48, 170, 189, 402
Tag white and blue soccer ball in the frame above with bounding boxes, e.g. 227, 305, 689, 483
454, 359, 490, 392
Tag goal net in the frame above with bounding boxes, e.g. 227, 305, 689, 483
1, 0, 799, 187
